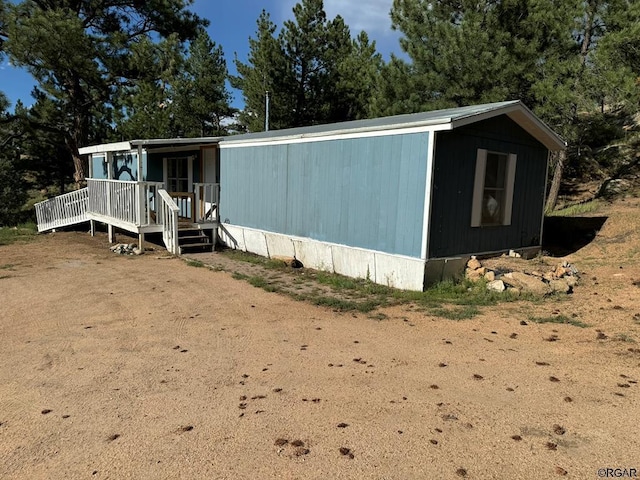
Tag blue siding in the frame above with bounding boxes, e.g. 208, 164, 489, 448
220, 133, 429, 258
90, 152, 147, 180
91, 155, 107, 179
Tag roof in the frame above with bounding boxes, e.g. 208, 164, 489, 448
78, 136, 223, 155
78, 101, 566, 155
221, 101, 566, 151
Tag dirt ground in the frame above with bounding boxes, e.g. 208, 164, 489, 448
1, 198, 639, 480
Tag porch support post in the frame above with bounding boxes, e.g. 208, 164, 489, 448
138, 232, 145, 250
137, 145, 143, 181
90, 220, 95, 237
108, 224, 115, 243
106, 152, 113, 228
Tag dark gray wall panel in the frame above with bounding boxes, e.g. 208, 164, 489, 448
429, 115, 548, 258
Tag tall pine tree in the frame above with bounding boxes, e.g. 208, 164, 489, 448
3, 0, 204, 184
234, 1, 382, 131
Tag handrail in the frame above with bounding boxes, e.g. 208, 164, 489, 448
169, 191, 196, 222
158, 189, 179, 254
86, 178, 164, 227
193, 183, 220, 222
34, 188, 89, 232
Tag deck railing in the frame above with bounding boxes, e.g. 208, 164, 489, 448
158, 189, 179, 254
194, 183, 220, 222
86, 179, 164, 227
34, 188, 89, 232
169, 192, 195, 221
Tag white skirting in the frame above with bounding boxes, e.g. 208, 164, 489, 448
218, 224, 426, 291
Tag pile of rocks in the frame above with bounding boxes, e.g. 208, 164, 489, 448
465, 256, 578, 295
110, 243, 144, 256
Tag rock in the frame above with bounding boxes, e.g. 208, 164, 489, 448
484, 271, 495, 282
503, 271, 551, 295
508, 250, 521, 258
271, 256, 304, 268
554, 265, 568, 278
601, 178, 631, 199
467, 257, 482, 270
476, 267, 486, 276
487, 280, 505, 292
549, 279, 571, 294
565, 276, 578, 287
465, 268, 483, 281
133, 248, 144, 256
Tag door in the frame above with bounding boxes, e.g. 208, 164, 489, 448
164, 156, 194, 220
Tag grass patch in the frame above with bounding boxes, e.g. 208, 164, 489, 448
1, 264, 15, 270
247, 275, 281, 293
430, 305, 480, 320
223, 249, 544, 319
548, 199, 603, 217
613, 333, 636, 343
185, 259, 205, 268
367, 312, 388, 321
306, 296, 379, 312
528, 314, 590, 328
0, 223, 38, 245
232, 272, 248, 281
223, 249, 285, 269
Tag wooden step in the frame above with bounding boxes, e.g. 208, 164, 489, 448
178, 228, 213, 254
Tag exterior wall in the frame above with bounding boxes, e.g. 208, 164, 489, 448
428, 115, 548, 258
146, 150, 201, 184
220, 132, 430, 258
218, 224, 427, 291
89, 152, 147, 181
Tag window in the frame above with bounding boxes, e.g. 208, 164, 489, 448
166, 157, 191, 193
471, 149, 517, 227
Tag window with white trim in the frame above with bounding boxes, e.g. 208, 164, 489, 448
471, 149, 517, 227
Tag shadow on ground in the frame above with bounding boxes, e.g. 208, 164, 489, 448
543, 216, 608, 257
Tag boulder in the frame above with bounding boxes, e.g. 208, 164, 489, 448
465, 268, 483, 281
503, 271, 551, 295
565, 276, 578, 287
549, 279, 571, 294
487, 280, 505, 292
484, 271, 495, 282
467, 257, 482, 270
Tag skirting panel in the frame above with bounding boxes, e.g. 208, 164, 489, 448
218, 224, 426, 291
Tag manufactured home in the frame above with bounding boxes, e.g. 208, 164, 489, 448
35, 100, 565, 291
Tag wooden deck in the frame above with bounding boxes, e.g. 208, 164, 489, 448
35, 179, 220, 254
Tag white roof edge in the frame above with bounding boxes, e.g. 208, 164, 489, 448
220, 119, 454, 146
78, 141, 132, 155
78, 137, 223, 155
451, 101, 566, 151
130, 137, 223, 147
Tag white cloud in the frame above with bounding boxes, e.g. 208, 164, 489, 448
325, 0, 394, 35
277, 0, 394, 36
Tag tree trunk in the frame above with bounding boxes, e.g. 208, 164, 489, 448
66, 135, 86, 188
545, 150, 566, 214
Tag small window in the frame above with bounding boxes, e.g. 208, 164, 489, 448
471, 149, 517, 227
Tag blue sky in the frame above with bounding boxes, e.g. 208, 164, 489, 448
0, 0, 403, 111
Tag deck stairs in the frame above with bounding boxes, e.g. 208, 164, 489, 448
178, 227, 214, 254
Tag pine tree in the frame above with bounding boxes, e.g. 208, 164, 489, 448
3, 0, 204, 184
114, 35, 184, 140
173, 29, 235, 137
234, 1, 383, 131
232, 10, 294, 132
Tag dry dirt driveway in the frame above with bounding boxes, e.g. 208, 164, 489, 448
1, 198, 639, 479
